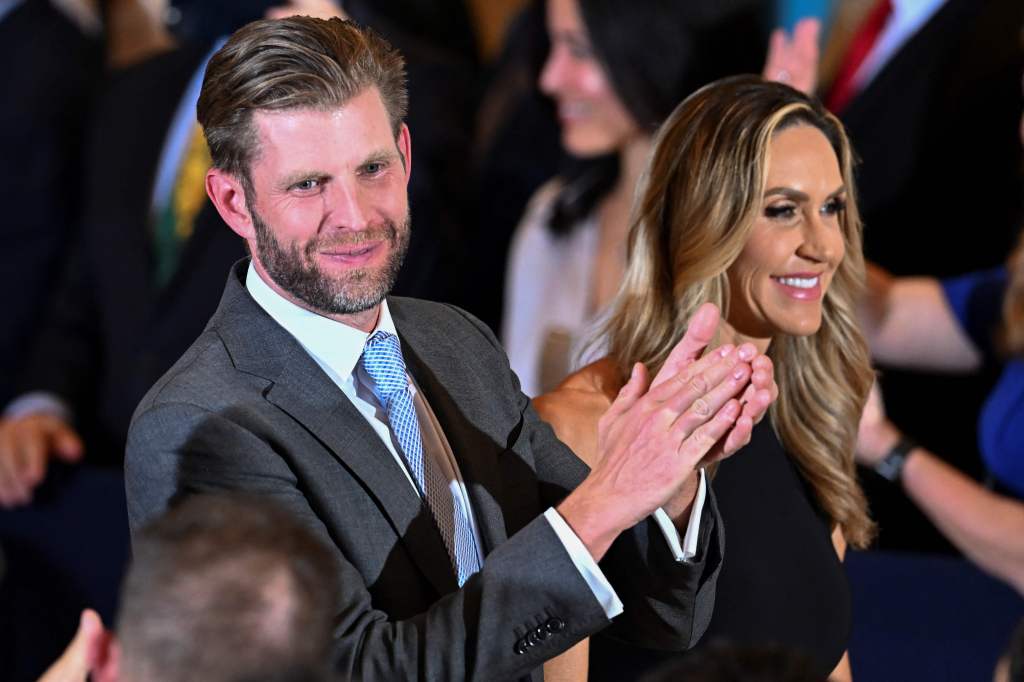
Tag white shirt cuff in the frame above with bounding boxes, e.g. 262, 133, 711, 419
651, 469, 707, 562
543, 507, 624, 619
4, 392, 73, 423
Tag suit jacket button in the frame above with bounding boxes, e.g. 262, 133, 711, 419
546, 617, 566, 634
533, 626, 549, 641
514, 639, 528, 655
527, 630, 541, 646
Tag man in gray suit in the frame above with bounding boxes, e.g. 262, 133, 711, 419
125, 16, 775, 681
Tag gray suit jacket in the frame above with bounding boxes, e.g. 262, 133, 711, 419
125, 261, 722, 681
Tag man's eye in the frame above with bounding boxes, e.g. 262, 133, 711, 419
362, 162, 385, 175
764, 204, 797, 220
293, 179, 321, 191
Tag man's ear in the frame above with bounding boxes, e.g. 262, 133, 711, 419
206, 168, 255, 240
397, 123, 412, 188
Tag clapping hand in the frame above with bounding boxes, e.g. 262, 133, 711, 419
558, 303, 777, 560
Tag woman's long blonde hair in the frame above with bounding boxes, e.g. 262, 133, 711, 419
603, 75, 875, 547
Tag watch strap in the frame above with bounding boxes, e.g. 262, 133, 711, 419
874, 436, 917, 483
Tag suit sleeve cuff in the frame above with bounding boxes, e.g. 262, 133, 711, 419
651, 469, 707, 562
543, 507, 624, 619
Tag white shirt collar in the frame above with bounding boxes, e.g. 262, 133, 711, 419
889, 0, 945, 27
245, 261, 398, 384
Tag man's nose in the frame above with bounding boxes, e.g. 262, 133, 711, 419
323, 180, 369, 231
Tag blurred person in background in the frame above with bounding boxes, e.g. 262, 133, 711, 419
535, 76, 872, 681
501, 0, 821, 398
854, 73, 1024, 592
0, 0, 102, 407
36, 494, 338, 682
856, 229, 1024, 593
823, 0, 1024, 551
0, 0, 246, 508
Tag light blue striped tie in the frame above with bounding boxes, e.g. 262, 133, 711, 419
361, 330, 481, 586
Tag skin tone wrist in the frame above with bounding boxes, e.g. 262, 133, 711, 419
557, 483, 628, 562
870, 422, 903, 464
662, 471, 699, 525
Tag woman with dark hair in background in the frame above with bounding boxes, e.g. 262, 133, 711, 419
536, 76, 874, 681
502, 0, 818, 397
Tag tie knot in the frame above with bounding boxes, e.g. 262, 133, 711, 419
361, 331, 409, 407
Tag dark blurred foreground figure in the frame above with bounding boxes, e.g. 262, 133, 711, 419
640, 642, 823, 682
825, 0, 1024, 550
37, 493, 338, 682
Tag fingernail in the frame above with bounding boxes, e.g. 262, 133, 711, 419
733, 365, 748, 380
738, 344, 756, 361
718, 344, 734, 357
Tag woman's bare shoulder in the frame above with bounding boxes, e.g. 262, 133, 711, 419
532, 358, 624, 465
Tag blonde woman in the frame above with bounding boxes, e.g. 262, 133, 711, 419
536, 75, 874, 681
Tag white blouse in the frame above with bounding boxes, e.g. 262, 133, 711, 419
502, 180, 606, 397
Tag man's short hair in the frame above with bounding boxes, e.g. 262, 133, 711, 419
197, 16, 408, 190
116, 494, 338, 682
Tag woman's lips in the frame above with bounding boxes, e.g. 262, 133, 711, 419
770, 274, 822, 300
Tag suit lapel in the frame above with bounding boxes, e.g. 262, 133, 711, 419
395, 311, 511, 558
216, 264, 458, 596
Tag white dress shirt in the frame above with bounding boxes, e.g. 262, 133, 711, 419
245, 263, 707, 619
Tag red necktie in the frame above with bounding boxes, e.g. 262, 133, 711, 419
825, 0, 894, 113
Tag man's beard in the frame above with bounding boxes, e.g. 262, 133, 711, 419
251, 207, 411, 316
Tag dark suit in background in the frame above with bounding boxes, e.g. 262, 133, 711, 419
125, 262, 722, 681
838, 0, 1024, 550
15, 43, 244, 464
0, 0, 101, 406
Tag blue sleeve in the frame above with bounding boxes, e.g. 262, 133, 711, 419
940, 267, 1008, 361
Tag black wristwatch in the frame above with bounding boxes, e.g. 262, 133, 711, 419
874, 436, 917, 483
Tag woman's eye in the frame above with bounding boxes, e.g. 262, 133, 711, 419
822, 197, 847, 216
764, 204, 797, 220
